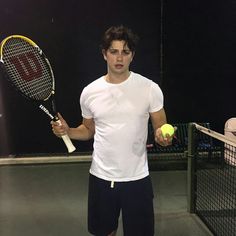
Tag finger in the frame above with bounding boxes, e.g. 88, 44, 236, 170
52, 127, 65, 137
57, 112, 64, 121
51, 120, 60, 126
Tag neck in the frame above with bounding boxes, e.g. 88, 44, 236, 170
105, 71, 131, 84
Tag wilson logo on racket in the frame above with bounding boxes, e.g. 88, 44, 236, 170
9, 52, 43, 81
0, 35, 76, 153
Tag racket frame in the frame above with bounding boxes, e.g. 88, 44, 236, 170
0, 35, 76, 153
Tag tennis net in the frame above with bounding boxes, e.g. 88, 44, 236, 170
187, 123, 236, 236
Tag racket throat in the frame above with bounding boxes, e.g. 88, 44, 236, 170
39, 104, 54, 120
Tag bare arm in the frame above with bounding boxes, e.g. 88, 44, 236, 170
68, 118, 95, 140
150, 108, 167, 132
51, 113, 95, 141
150, 108, 173, 146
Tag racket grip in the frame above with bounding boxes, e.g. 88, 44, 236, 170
56, 120, 76, 153
61, 134, 76, 153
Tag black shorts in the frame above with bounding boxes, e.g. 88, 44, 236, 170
88, 174, 154, 236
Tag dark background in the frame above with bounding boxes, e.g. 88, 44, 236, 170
0, 0, 236, 156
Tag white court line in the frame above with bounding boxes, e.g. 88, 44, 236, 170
0, 155, 92, 166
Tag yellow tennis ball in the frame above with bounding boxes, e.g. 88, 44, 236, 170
161, 124, 175, 137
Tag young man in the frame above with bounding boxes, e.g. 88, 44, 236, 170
51, 25, 173, 236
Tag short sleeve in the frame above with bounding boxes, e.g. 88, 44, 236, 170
149, 81, 164, 113
80, 87, 93, 119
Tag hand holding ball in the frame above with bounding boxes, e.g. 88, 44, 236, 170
161, 124, 175, 137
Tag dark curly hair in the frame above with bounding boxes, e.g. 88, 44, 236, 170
100, 25, 139, 53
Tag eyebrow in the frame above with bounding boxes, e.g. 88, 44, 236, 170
109, 47, 131, 51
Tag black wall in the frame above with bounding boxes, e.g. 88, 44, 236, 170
162, 1, 236, 130
0, 0, 236, 155
0, 0, 161, 155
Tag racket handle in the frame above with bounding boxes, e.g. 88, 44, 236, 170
61, 134, 76, 153
56, 120, 76, 153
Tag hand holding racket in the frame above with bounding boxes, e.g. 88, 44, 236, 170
51, 113, 70, 138
0, 35, 76, 153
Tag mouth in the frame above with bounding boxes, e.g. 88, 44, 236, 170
115, 64, 124, 69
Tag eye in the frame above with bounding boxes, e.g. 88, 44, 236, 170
123, 50, 131, 55
108, 49, 118, 54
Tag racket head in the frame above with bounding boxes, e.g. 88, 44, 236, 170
0, 35, 55, 102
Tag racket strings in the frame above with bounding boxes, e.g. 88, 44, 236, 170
2, 38, 53, 101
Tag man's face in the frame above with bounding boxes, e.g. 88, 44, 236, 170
103, 40, 134, 75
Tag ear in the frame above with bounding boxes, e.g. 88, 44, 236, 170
130, 52, 135, 62
102, 49, 107, 60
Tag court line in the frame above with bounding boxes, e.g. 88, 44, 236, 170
0, 155, 92, 166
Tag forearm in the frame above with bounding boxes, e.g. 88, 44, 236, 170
150, 108, 169, 146
67, 124, 95, 141
150, 108, 167, 132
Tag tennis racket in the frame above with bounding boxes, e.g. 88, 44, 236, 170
0, 35, 76, 153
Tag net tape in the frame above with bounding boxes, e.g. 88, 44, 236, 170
194, 123, 236, 148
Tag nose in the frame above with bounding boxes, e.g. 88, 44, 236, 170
116, 53, 123, 61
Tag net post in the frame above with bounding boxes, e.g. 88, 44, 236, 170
187, 122, 197, 213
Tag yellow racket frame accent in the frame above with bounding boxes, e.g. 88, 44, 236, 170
0, 34, 76, 153
0, 34, 53, 100
0, 35, 39, 62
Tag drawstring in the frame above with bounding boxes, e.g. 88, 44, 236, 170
111, 181, 115, 188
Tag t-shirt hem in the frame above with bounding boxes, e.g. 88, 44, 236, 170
89, 169, 149, 182
81, 113, 93, 119
149, 105, 163, 113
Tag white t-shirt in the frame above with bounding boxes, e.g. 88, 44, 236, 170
80, 72, 163, 182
